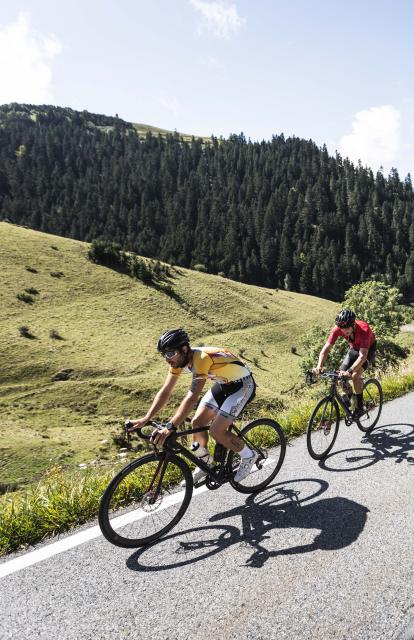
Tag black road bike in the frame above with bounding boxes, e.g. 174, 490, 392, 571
98, 418, 286, 548
306, 371, 383, 460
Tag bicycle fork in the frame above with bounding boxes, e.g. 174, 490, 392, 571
144, 453, 170, 505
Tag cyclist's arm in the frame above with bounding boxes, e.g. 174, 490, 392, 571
146, 372, 179, 420
314, 341, 332, 373
348, 347, 368, 373
170, 377, 207, 428
128, 373, 179, 430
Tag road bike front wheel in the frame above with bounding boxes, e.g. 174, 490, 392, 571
99, 452, 193, 548
307, 397, 340, 460
229, 418, 286, 494
356, 378, 383, 433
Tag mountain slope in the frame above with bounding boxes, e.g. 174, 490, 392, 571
1, 103, 414, 302
0, 221, 336, 487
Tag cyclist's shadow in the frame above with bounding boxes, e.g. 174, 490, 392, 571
319, 422, 414, 473
365, 423, 414, 464
210, 481, 369, 568
126, 478, 369, 572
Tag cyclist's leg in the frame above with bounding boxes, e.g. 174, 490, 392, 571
191, 383, 243, 452
350, 349, 375, 413
210, 413, 243, 452
191, 402, 217, 447
351, 367, 364, 393
179, 402, 217, 486
350, 349, 375, 394
209, 376, 256, 454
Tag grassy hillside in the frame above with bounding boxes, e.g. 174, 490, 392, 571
1, 221, 338, 488
132, 121, 211, 143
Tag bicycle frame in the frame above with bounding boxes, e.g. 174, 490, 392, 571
139, 421, 263, 489
162, 424, 249, 486
325, 378, 354, 418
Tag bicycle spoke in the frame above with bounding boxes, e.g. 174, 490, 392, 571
357, 378, 383, 433
99, 453, 193, 547
307, 397, 339, 459
230, 419, 286, 493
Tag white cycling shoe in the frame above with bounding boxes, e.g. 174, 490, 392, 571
180, 466, 208, 487
234, 452, 259, 482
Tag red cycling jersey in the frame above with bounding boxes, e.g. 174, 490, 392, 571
327, 320, 376, 350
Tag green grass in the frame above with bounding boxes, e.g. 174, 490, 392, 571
0, 221, 338, 489
132, 122, 212, 144
2, 368, 414, 555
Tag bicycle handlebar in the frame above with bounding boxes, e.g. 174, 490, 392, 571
320, 371, 341, 379
305, 370, 342, 385
124, 420, 166, 443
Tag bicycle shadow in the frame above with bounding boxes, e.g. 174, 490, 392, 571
319, 422, 414, 473
126, 478, 368, 572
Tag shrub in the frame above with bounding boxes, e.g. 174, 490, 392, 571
17, 292, 34, 304
19, 325, 36, 339
25, 266, 38, 274
300, 281, 409, 374
25, 287, 39, 295
49, 329, 64, 340
343, 280, 405, 338
130, 256, 154, 284
88, 239, 128, 272
193, 263, 207, 272
50, 271, 64, 278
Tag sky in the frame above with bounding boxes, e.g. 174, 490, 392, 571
0, 0, 414, 178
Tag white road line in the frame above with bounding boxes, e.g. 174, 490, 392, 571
0, 483, 209, 579
0, 458, 275, 579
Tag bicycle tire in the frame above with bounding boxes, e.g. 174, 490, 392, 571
307, 396, 340, 460
99, 452, 193, 548
356, 378, 383, 433
229, 418, 286, 494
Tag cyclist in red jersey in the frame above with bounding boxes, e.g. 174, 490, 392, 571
313, 309, 376, 418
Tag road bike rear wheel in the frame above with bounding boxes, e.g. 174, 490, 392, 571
229, 418, 286, 494
99, 452, 193, 548
356, 378, 383, 433
307, 397, 340, 460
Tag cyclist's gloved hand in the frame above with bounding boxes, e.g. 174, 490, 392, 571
151, 421, 176, 446
125, 418, 147, 432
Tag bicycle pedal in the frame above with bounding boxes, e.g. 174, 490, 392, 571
205, 475, 223, 490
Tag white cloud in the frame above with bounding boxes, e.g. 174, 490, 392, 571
0, 12, 62, 105
339, 105, 401, 171
204, 55, 224, 70
190, 0, 246, 39
160, 96, 179, 116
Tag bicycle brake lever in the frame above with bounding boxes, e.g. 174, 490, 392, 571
125, 421, 137, 446
305, 371, 316, 385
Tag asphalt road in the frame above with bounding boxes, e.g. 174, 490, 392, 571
1, 392, 414, 640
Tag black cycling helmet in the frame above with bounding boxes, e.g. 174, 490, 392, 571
157, 328, 190, 353
335, 308, 356, 328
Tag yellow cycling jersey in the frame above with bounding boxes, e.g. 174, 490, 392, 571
169, 347, 251, 384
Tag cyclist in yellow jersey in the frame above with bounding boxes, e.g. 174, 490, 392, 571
127, 328, 258, 483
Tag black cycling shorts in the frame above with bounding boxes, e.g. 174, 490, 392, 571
201, 375, 256, 419
340, 341, 377, 371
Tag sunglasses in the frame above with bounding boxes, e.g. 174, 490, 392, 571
337, 322, 352, 328
161, 349, 179, 359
